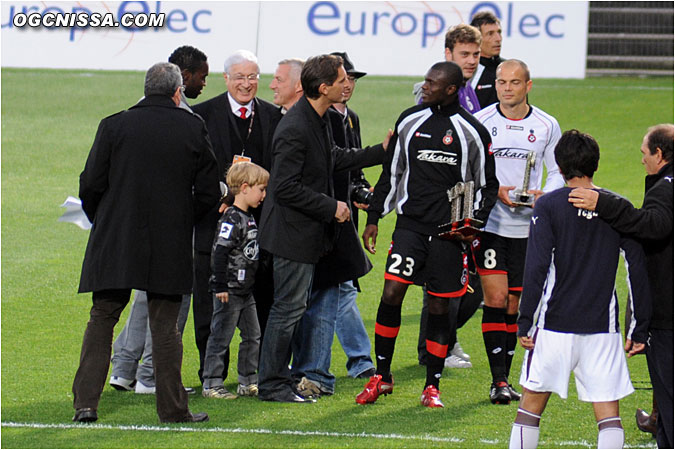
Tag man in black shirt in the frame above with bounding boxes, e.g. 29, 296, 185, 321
470, 11, 505, 109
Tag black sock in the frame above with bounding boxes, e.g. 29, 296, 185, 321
374, 301, 401, 382
505, 313, 518, 380
425, 312, 449, 389
482, 306, 507, 383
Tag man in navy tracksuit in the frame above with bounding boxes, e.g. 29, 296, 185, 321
510, 130, 652, 449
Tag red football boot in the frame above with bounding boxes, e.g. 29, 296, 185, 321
420, 385, 444, 408
355, 374, 394, 404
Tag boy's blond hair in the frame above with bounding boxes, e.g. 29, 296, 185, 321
226, 161, 269, 196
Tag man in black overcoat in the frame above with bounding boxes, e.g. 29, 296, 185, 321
192, 50, 281, 383
73, 62, 219, 423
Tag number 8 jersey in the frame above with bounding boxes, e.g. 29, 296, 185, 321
474, 104, 565, 238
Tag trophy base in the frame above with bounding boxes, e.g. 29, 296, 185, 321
511, 190, 534, 208
438, 218, 483, 240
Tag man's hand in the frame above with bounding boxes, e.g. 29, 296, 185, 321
625, 339, 646, 357
335, 201, 351, 223
219, 203, 229, 214
447, 231, 476, 242
363, 224, 378, 254
498, 185, 516, 207
382, 129, 394, 150
216, 292, 229, 303
568, 187, 599, 211
518, 336, 534, 350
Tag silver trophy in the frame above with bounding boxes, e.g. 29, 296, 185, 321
438, 181, 483, 239
511, 151, 536, 207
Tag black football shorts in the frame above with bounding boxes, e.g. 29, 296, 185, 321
384, 227, 468, 297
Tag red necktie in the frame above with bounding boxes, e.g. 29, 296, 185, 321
238, 107, 247, 119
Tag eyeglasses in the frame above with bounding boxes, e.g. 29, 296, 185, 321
230, 73, 260, 83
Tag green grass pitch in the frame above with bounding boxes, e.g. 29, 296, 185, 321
1, 67, 672, 448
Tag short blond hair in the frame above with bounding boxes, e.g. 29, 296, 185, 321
226, 162, 269, 196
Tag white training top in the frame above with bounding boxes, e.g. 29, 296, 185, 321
474, 103, 565, 238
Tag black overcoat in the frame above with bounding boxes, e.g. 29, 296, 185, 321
259, 95, 384, 264
78, 95, 220, 295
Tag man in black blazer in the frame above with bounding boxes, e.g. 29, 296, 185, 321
257, 54, 390, 402
191, 50, 281, 386
73, 62, 219, 423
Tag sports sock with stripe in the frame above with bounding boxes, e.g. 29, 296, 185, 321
509, 408, 541, 449
374, 301, 401, 383
505, 313, 518, 379
597, 416, 624, 449
482, 305, 508, 383
424, 311, 449, 388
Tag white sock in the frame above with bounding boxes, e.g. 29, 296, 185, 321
509, 423, 540, 449
597, 417, 624, 449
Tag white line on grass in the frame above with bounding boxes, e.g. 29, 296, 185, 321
1, 421, 658, 448
1, 422, 462, 444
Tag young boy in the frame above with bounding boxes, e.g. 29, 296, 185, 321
509, 130, 652, 448
202, 161, 269, 399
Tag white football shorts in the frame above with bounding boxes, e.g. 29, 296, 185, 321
518, 328, 634, 402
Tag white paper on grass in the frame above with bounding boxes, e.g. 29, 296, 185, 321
58, 196, 92, 230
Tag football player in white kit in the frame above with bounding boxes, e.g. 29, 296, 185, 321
473, 59, 565, 404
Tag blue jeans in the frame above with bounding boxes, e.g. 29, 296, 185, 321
292, 281, 374, 392
258, 256, 314, 400
335, 281, 374, 377
291, 284, 340, 393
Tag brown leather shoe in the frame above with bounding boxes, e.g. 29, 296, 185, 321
636, 408, 657, 437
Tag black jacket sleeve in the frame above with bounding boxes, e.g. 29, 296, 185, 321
620, 235, 652, 343
595, 183, 673, 241
80, 118, 114, 223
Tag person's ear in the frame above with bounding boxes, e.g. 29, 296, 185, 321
446, 84, 457, 96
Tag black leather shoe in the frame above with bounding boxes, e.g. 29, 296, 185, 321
183, 412, 209, 423
261, 391, 316, 403
73, 408, 98, 423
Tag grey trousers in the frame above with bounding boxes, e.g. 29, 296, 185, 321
110, 290, 191, 386
202, 292, 260, 388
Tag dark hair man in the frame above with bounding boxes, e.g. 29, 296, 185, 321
109, 45, 210, 396
169, 45, 209, 101
473, 59, 564, 404
257, 54, 389, 403
291, 52, 377, 399
568, 124, 673, 448
73, 62, 219, 423
511, 130, 651, 449
357, 61, 497, 408
470, 11, 505, 108
192, 50, 282, 387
